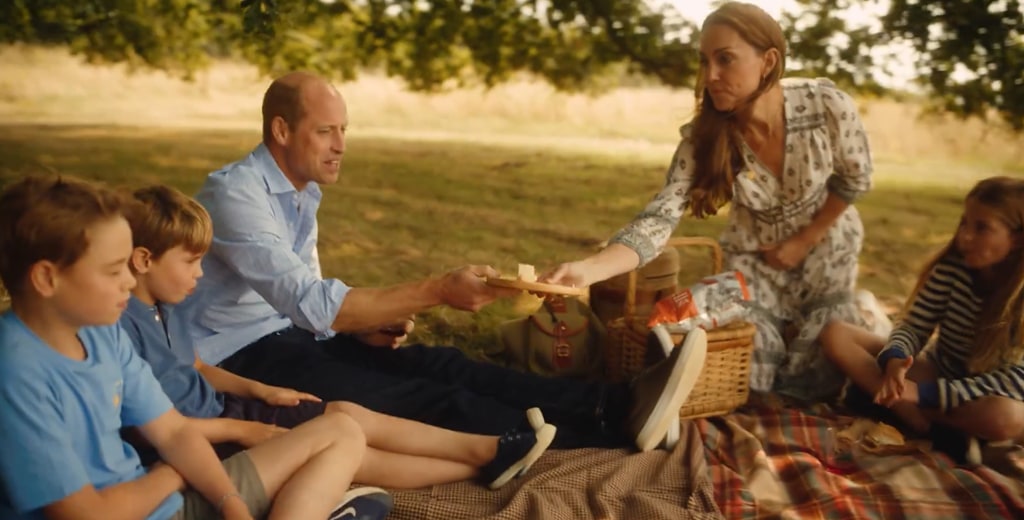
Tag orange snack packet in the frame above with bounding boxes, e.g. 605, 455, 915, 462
647, 271, 751, 332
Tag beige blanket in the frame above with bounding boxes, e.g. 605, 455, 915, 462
389, 421, 722, 519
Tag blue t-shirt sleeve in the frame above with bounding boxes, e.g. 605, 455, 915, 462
0, 364, 91, 513
115, 326, 174, 427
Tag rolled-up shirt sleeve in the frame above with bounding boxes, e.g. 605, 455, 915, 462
820, 79, 873, 203
609, 124, 695, 266
204, 174, 349, 335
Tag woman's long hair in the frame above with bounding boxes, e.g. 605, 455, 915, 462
902, 177, 1024, 374
688, 2, 786, 218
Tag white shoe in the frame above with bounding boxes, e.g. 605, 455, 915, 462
660, 417, 681, 450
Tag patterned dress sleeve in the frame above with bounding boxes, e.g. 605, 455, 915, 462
819, 79, 873, 203
608, 124, 696, 266
877, 258, 957, 367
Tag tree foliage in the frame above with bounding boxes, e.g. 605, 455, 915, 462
1, 0, 1022, 128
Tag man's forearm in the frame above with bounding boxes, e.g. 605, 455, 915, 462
332, 278, 444, 332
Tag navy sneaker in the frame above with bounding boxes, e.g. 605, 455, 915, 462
929, 423, 980, 465
328, 486, 394, 520
478, 408, 556, 489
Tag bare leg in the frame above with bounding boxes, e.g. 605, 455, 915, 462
930, 396, 1024, 442
354, 447, 477, 488
820, 321, 932, 432
328, 401, 498, 467
245, 412, 365, 520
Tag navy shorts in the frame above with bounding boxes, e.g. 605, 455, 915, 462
212, 394, 328, 459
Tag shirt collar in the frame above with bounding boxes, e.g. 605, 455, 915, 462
253, 144, 323, 202
126, 294, 159, 319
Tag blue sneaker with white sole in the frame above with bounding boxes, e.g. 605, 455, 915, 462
328, 486, 394, 520
478, 407, 556, 489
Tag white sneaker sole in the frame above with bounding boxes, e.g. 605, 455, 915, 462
635, 327, 707, 452
661, 417, 681, 450
488, 423, 557, 489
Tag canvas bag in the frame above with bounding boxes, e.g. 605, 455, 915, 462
499, 296, 606, 378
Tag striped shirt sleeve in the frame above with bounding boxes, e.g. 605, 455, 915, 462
877, 259, 958, 367
918, 363, 1024, 411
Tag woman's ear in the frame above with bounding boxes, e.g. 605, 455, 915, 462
130, 247, 153, 274
762, 48, 780, 80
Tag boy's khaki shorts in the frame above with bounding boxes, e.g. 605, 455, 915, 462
171, 451, 270, 520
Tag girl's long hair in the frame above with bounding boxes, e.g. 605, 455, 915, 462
902, 177, 1024, 374
688, 2, 786, 218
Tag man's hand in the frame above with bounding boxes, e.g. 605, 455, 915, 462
235, 421, 288, 448
353, 317, 415, 349
439, 265, 515, 311
759, 233, 815, 271
253, 384, 322, 407
875, 356, 913, 407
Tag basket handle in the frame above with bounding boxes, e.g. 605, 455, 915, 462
623, 236, 724, 321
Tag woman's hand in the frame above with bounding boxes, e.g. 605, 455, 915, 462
874, 356, 913, 407
759, 233, 815, 270
539, 261, 590, 288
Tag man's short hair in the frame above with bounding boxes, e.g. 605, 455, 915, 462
261, 79, 307, 143
0, 175, 125, 299
123, 185, 212, 260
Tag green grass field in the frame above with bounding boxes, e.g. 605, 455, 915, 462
0, 123, 987, 356
1, 45, 1021, 356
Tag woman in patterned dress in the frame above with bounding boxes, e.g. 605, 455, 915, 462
543, 1, 873, 401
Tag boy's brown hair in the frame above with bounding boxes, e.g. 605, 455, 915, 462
123, 185, 213, 261
0, 176, 125, 299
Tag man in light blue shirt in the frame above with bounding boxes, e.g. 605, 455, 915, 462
183, 71, 704, 452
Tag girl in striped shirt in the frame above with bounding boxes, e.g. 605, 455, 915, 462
822, 176, 1024, 447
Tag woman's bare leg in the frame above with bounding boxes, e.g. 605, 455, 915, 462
328, 401, 498, 466
244, 411, 365, 520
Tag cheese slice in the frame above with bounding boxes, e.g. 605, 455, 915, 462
517, 263, 537, 282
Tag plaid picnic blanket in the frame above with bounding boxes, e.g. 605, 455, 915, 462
388, 419, 723, 519
702, 403, 1024, 519
386, 402, 1023, 519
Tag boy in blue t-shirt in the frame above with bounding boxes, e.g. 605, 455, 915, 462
0, 176, 391, 520
119, 185, 557, 490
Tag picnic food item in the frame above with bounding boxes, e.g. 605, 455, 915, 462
835, 418, 915, 456
518, 263, 537, 282
485, 263, 587, 297
647, 271, 751, 332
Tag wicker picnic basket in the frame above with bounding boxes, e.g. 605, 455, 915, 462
603, 236, 756, 420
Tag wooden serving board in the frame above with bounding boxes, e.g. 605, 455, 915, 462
485, 277, 587, 297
